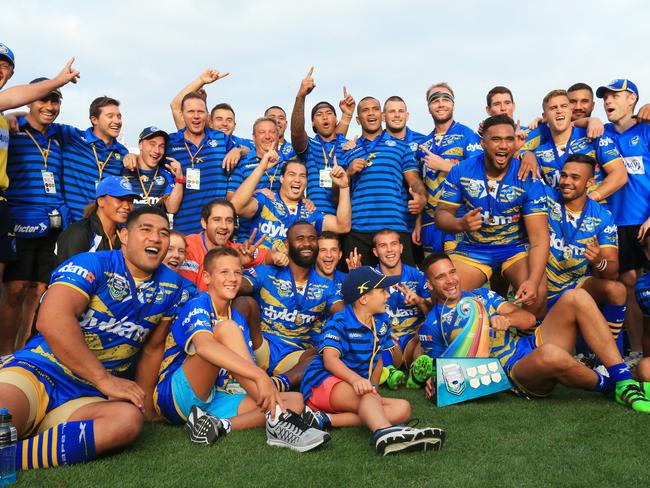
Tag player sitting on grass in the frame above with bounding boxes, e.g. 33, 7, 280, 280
154, 246, 330, 452
300, 266, 446, 455
409, 253, 650, 413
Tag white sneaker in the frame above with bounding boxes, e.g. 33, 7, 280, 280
266, 407, 330, 452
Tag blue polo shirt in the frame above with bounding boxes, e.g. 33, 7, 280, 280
165, 128, 233, 234
300, 304, 393, 400
341, 131, 418, 233
6, 117, 67, 237
298, 133, 348, 215
391, 127, 428, 231
231, 134, 255, 151
56, 126, 128, 222
123, 167, 174, 209
279, 140, 296, 161
604, 122, 650, 225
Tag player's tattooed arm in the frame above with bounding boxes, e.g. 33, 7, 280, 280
291, 67, 315, 154
404, 170, 427, 215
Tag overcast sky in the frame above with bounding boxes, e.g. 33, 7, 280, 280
3, 0, 648, 145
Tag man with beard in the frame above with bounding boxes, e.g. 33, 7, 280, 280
230, 153, 351, 252
237, 221, 344, 390
290, 67, 355, 215
416, 83, 482, 255
342, 97, 426, 266
435, 115, 549, 317
568, 83, 596, 122
533, 90, 626, 201
122, 127, 184, 212
544, 154, 626, 342
410, 253, 650, 413
178, 199, 287, 292
0, 207, 196, 470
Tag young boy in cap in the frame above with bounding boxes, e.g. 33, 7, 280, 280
300, 266, 446, 455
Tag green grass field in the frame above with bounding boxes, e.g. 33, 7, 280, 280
19, 386, 650, 488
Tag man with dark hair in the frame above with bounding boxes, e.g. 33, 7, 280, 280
436, 115, 549, 317
341, 96, 426, 266
290, 67, 354, 215
231, 153, 351, 252
544, 154, 626, 340
315, 231, 347, 289
598, 79, 650, 358
568, 83, 595, 121
237, 221, 344, 390
0, 206, 196, 470
410, 253, 650, 413
533, 89, 626, 201
416, 82, 482, 255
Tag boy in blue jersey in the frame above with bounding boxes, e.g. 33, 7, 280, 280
123, 127, 184, 212
436, 114, 550, 318
533, 90, 626, 199
236, 221, 344, 390
166, 91, 245, 234
155, 246, 330, 451
544, 154, 627, 340
342, 96, 426, 267
416, 83, 482, 255
231, 154, 351, 252
0, 206, 197, 470
300, 266, 446, 455
371, 229, 431, 389
290, 67, 354, 215
598, 78, 650, 358
412, 253, 650, 413
0, 82, 67, 355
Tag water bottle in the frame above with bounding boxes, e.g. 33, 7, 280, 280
0, 408, 17, 486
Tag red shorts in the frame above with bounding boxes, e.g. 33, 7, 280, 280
306, 376, 344, 413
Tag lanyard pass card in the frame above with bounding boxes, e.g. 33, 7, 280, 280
319, 169, 332, 188
41, 170, 57, 194
186, 167, 201, 190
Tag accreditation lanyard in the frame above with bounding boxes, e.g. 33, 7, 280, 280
359, 133, 383, 165
136, 167, 159, 200
560, 203, 587, 260
366, 317, 380, 379
263, 156, 281, 190
184, 141, 205, 168
433, 298, 461, 348
23, 128, 52, 170
92, 145, 114, 180
316, 135, 337, 170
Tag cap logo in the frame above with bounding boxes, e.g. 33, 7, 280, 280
357, 281, 370, 294
120, 179, 132, 190
0, 46, 7, 54
150, 126, 159, 132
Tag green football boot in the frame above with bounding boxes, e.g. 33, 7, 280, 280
615, 379, 650, 413
385, 365, 406, 390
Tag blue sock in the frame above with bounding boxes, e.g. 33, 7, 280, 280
602, 304, 626, 340
591, 371, 613, 393
607, 362, 633, 383
16, 420, 96, 470
382, 350, 393, 367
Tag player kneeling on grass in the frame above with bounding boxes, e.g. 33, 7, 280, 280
409, 253, 650, 413
154, 246, 330, 452
300, 266, 446, 455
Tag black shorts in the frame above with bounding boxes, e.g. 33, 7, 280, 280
3, 230, 61, 283
0, 198, 16, 264
617, 225, 646, 274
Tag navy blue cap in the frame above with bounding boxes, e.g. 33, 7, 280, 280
311, 101, 337, 120
596, 79, 639, 99
95, 176, 140, 199
138, 126, 169, 143
29, 77, 62, 99
341, 266, 400, 304
0, 43, 14, 67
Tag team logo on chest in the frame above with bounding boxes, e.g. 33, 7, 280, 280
208, 139, 218, 148
108, 274, 130, 301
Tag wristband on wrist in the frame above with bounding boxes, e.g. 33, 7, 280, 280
595, 258, 607, 271
174, 176, 186, 184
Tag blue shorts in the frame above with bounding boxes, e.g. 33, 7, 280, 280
451, 242, 528, 280
154, 366, 246, 425
395, 332, 417, 352
635, 272, 650, 316
421, 224, 458, 255
501, 333, 540, 375
547, 276, 590, 309
254, 333, 307, 375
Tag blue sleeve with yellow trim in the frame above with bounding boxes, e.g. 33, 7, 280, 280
439, 163, 463, 206
49, 252, 103, 297
170, 294, 214, 355
522, 178, 547, 216
597, 207, 618, 248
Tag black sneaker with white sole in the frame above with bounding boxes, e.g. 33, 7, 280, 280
374, 425, 446, 456
266, 409, 331, 452
185, 405, 229, 445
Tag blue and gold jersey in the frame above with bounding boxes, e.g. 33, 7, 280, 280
244, 265, 341, 349
380, 264, 430, 340
439, 155, 547, 246
418, 288, 522, 366
300, 304, 393, 400
416, 121, 482, 226
249, 191, 325, 251
520, 123, 551, 152
278, 140, 296, 162
533, 127, 622, 190
544, 186, 617, 299
340, 131, 418, 233
11, 250, 195, 380
604, 122, 650, 225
